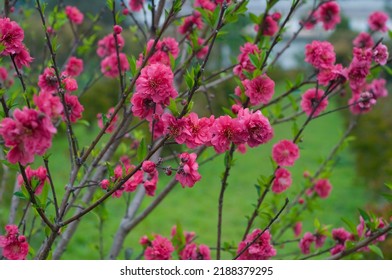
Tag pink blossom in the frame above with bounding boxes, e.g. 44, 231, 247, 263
317, 64, 347, 86
372, 43, 389, 65
314, 178, 332, 198
353, 32, 374, 49
272, 139, 299, 166
13, 45, 33, 69
314, 234, 327, 248
30, 105, 50, 132
101, 52, 129, 78
353, 47, 373, 63
332, 228, 352, 244
62, 94, 84, 123
171, 225, 196, 245
195, 0, 216, 11
183, 113, 214, 149
210, 115, 247, 153
100, 179, 110, 190
367, 79, 388, 98
144, 235, 174, 260
64, 57, 84, 77
305, 41, 336, 69
348, 59, 370, 91
0, 225, 29, 260
65, 6, 84, 25
137, 38, 179, 67
293, 222, 302, 237
317, 1, 341, 30
38, 67, 58, 94
0, 18, 24, 55
0, 107, 56, 165
180, 243, 211, 260
243, 74, 275, 106
330, 244, 345, 255
131, 93, 163, 121
175, 153, 201, 188
178, 12, 203, 34
135, 63, 178, 105
238, 108, 274, 148
113, 25, 122, 35
300, 88, 328, 117
124, 169, 144, 193
129, 0, 145, 12
97, 34, 125, 58
236, 229, 276, 260
0, 66, 14, 87
144, 175, 158, 196
233, 42, 261, 79
368, 11, 389, 32
162, 113, 187, 144
142, 161, 156, 174
63, 77, 78, 91
299, 232, 315, 254
254, 14, 280, 36
97, 107, 118, 133
302, 11, 319, 30
17, 166, 48, 195
272, 168, 292, 194
195, 38, 209, 59
349, 91, 376, 115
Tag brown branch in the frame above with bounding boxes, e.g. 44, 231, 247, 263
328, 225, 392, 260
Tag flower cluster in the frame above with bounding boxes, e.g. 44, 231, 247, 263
302, 1, 341, 31
0, 225, 29, 260
140, 226, 211, 260
65, 6, 84, 25
97, 107, 118, 134
97, 32, 129, 78
0, 108, 56, 165
254, 12, 281, 37
100, 157, 144, 198
299, 232, 326, 255
0, 17, 33, 68
236, 74, 275, 106
175, 153, 202, 188
233, 42, 261, 80
131, 62, 178, 121
17, 166, 48, 195
137, 37, 179, 67
236, 229, 276, 260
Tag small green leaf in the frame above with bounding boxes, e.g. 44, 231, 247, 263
341, 217, 357, 234
368, 245, 384, 259
358, 209, 371, 224
137, 138, 147, 162
14, 191, 28, 200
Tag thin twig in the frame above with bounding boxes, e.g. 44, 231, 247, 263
234, 198, 289, 260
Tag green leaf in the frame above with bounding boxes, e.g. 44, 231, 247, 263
385, 183, 392, 191
358, 209, 371, 224
137, 138, 147, 162
368, 245, 384, 259
291, 121, 299, 138
129, 55, 137, 76
168, 98, 179, 116
14, 191, 28, 200
341, 217, 357, 234
314, 218, 321, 230
105, 162, 114, 178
